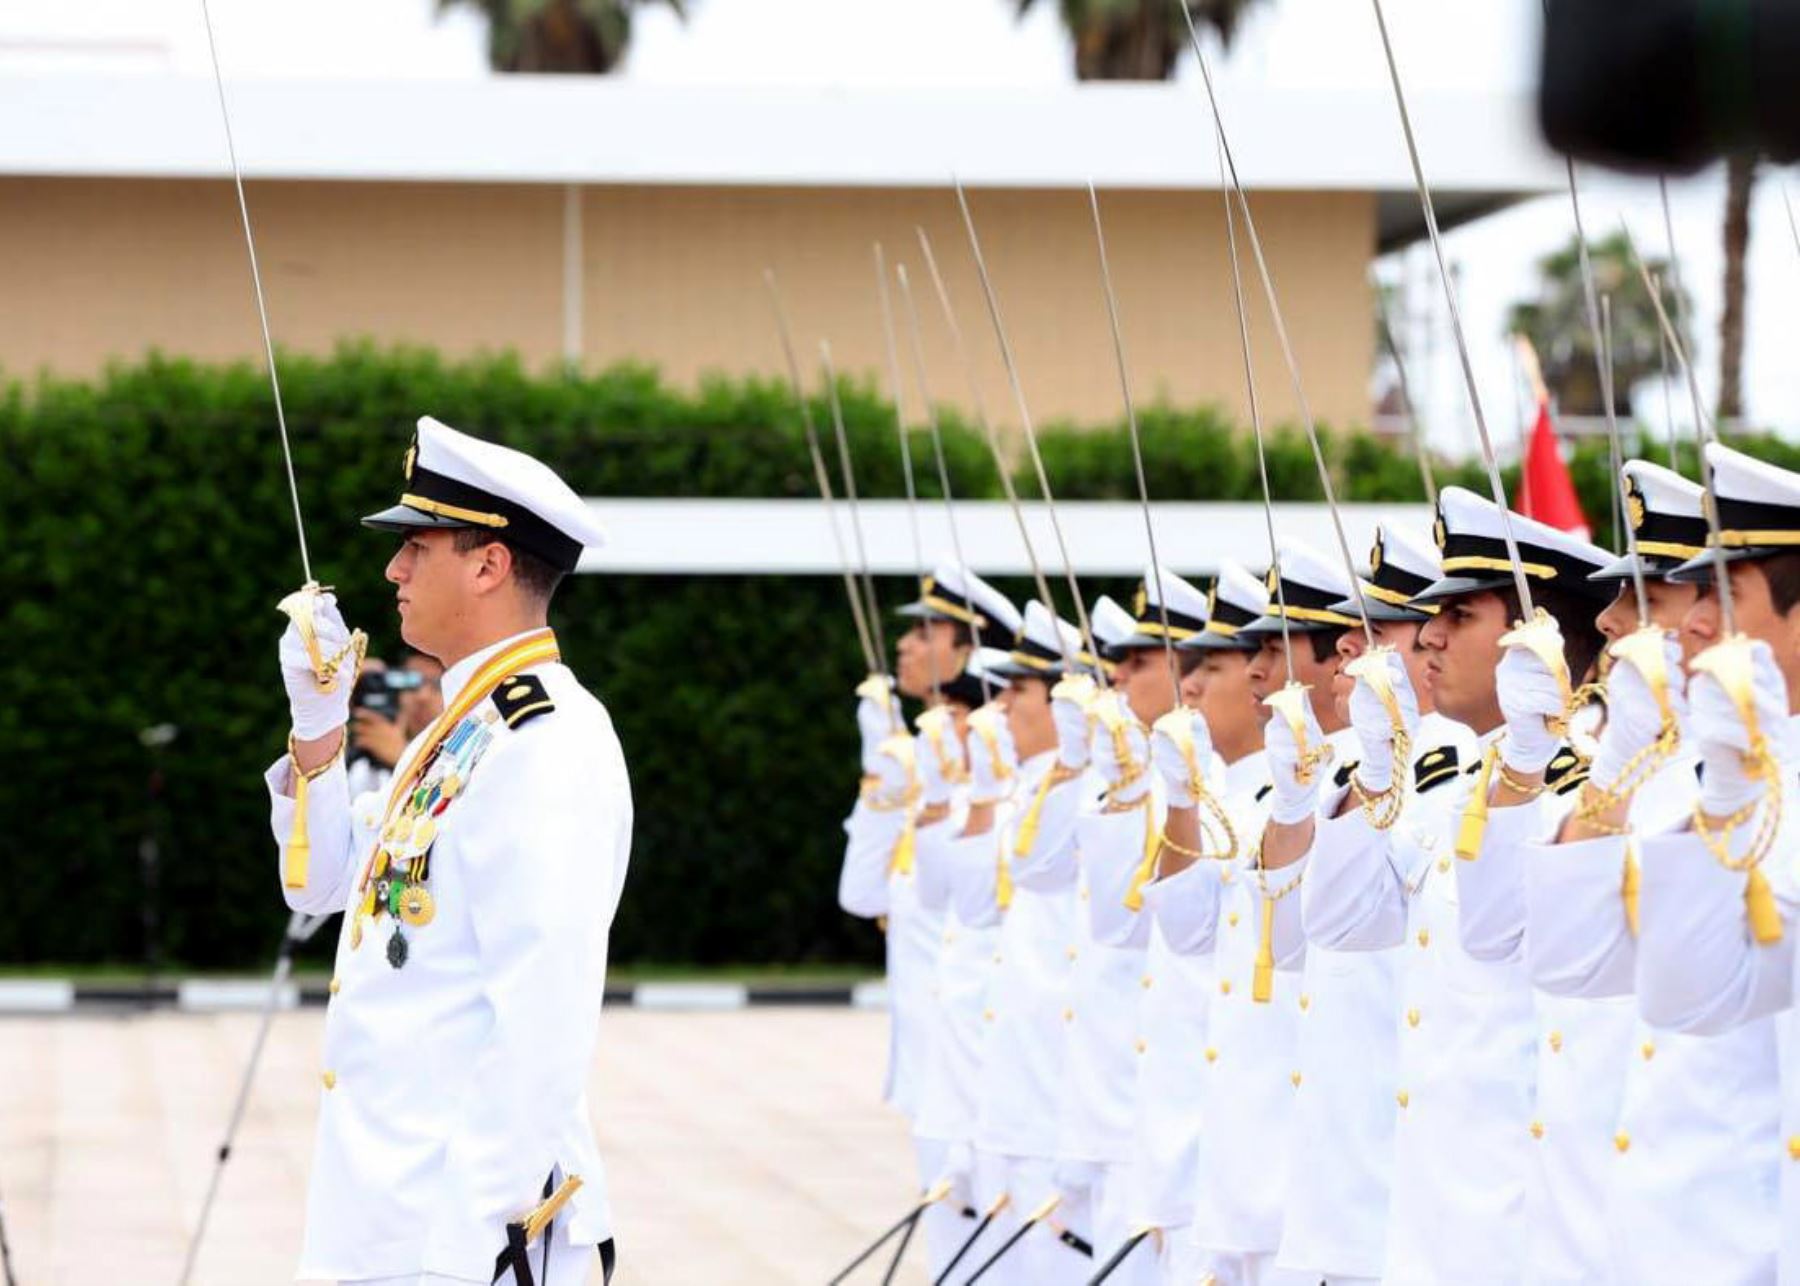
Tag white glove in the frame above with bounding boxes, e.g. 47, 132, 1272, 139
914, 708, 964, 808
279, 592, 359, 740
1150, 707, 1213, 809
1050, 675, 1098, 770
1265, 696, 1327, 824
855, 675, 901, 776
868, 734, 915, 805
967, 706, 1018, 802
1691, 640, 1792, 818
1497, 631, 1567, 774
1591, 633, 1687, 792
1091, 693, 1153, 805
1347, 650, 1420, 793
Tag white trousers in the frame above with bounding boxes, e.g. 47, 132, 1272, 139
968, 1151, 1092, 1286
1198, 1249, 1321, 1286
349, 1233, 600, 1286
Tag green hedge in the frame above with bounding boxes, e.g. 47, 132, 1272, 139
0, 346, 1768, 972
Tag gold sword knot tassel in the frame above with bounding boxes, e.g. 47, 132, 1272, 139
277, 582, 368, 693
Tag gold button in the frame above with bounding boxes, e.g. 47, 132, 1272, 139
1290, 1071, 1303, 1088
328, 976, 341, 995
1614, 1132, 1631, 1153
1417, 929, 1430, 948
1141, 974, 1154, 990
945, 930, 957, 945
1437, 858, 1450, 874
1548, 1031, 1563, 1053
321, 1071, 337, 1090
1221, 869, 1234, 884
1407, 1008, 1421, 1029
1396, 1090, 1410, 1109
1066, 946, 1078, 961
1219, 979, 1232, 995
1136, 1039, 1148, 1055
1788, 1136, 1800, 1161
983, 1008, 995, 1023
993, 952, 1003, 964
1204, 1046, 1218, 1064
1530, 1120, 1544, 1140
1063, 1008, 1074, 1023
1298, 994, 1311, 1012
1080, 888, 1091, 902
1228, 912, 1240, 927
1641, 1042, 1656, 1061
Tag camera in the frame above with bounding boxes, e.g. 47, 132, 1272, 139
349, 669, 425, 765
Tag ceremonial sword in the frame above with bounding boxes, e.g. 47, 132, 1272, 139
1374, 281, 1439, 508
1085, 1226, 1153, 1285
1086, 182, 1181, 701
820, 339, 894, 679
1623, 228, 1741, 639
197, 0, 359, 686
932, 1192, 1007, 1286
961, 1194, 1068, 1284
892, 261, 997, 696
1659, 178, 1692, 470
953, 183, 1104, 668
764, 271, 887, 681
874, 244, 941, 703
1363, 0, 1536, 616
1557, 147, 1650, 622
914, 228, 1080, 671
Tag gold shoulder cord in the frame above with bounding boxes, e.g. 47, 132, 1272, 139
1349, 722, 1412, 831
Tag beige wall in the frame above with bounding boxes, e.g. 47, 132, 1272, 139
0, 177, 1374, 430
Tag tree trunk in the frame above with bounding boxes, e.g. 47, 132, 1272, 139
1718, 150, 1757, 425
1073, 9, 1181, 80
512, 0, 613, 73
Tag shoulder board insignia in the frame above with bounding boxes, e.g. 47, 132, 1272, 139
1333, 760, 1358, 789
492, 673, 555, 730
1255, 782, 1273, 802
1413, 744, 1461, 793
1544, 745, 1589, 796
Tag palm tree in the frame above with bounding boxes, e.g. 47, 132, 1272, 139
438, 0, 686, 74
1717, 150, 1756, 425
1015, 0, 1265, 80
1506, 231, 1693, 418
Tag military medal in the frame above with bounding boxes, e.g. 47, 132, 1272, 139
399, 885, 436, 927
386, 924, 409, 969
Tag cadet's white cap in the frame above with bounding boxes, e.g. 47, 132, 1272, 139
1179, 560, 1270, 652
1089, 594, 1139, 658
1415, 485, 1612, 604
1114, 564, 1210, 649
1329, 523, 1443, 622
990, 600, 1084, 679
896, 560, 1024, 641
362, 416, 607, 573
1596, 459, 1707, 582
1669, 442, 1800, 582
1242, 539, 1358, 635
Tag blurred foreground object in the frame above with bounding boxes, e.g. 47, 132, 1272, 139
1540, 0, 1800, 170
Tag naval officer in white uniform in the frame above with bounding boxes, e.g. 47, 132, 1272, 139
269, 416, 628, 1286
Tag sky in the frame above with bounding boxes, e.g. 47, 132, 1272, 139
4, 0, 1795, 457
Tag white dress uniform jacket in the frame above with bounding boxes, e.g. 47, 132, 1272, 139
1636, 717, 1800, 1286
1265, 712, 1478, 1284
1301, 728, 1537, 1286
268, 633, 632, 1283
1523, 749, 1781, 1285
840, 793, 945, 1120
1127, 753, 1245, 1247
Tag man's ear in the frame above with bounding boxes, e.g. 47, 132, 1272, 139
472, 538, 515, 595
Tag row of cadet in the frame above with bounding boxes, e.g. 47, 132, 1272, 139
836, 440, 1800, 1286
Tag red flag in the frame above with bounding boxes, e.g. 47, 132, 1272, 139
1519, 398, 1589, 537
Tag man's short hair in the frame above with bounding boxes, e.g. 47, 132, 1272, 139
1309, 627, 1347, 665
1755, 552, 1800, 616
451, 529, 566, 604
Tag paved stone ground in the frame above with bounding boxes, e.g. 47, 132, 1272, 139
0, 1007, 918, 1285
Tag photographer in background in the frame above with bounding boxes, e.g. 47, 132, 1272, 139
346, 651, 446, 795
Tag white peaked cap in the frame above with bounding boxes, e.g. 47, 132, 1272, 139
1114, 564, 1210, 649
1244, 539, 1358, 634
1669, 442, 1800, 579
1416, 484, 1613, 604
897, 560, 1024, 640
991, 599, 1084, 678
1180, 559, 1270, 651
1089, 595, 1139, 652
1595, 459, 1707, 582
1330, 521, 1444, 622
361, 415, 607, 573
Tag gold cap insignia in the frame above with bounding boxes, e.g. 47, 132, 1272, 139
403, 442, 417, 481
1370, 533, 1385, 575
1265, 566, 1280, 594
1433, 514, 1448, 552
1625, 477, 1646, 532
1132, 583, 1148, 619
